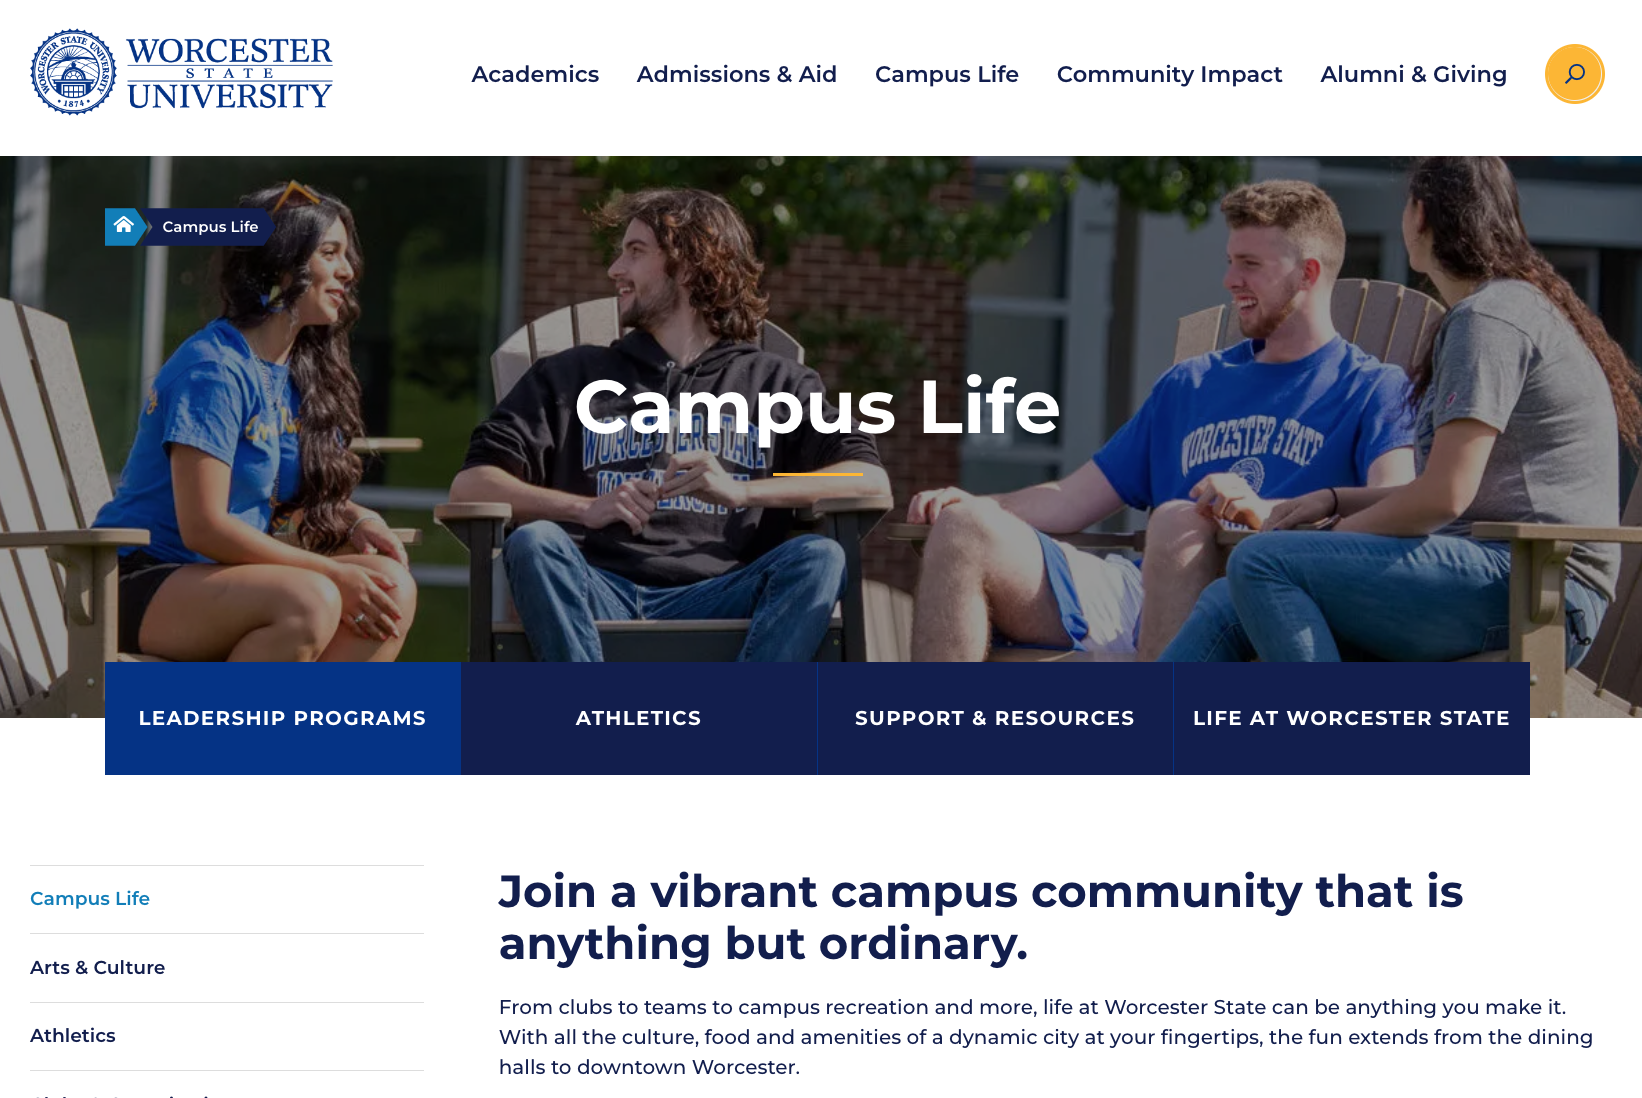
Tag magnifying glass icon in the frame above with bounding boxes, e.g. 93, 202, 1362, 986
1566, 63, 1585, 83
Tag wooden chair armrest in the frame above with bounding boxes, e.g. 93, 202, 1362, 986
435, 502, 514, 524
0, 528, 150, 549
1472, 522, 1642, 544
349, 436, 424, 454
798, 495, 894, 521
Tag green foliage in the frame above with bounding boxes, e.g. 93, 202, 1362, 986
390, 226, 491, 402
1073, 157, 1250, 227
577, 156, 1249, 272
577, 156, 1072, 276
788, 310, 930, 397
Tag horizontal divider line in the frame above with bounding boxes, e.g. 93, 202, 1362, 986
29, 864, 425, 867
30, 931, 424, 935
31, 1001, 425, 1004
33, 1069, 423, 1072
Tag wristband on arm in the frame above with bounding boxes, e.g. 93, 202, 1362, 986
1316, 488, 1342, 530
347, 512, 381, 541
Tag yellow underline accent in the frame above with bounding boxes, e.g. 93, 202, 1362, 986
772, 472, 867, 477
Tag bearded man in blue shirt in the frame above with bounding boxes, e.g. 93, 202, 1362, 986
905, 180, 1416, 661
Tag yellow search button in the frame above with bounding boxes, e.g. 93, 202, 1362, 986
1546, 44, 1604, 103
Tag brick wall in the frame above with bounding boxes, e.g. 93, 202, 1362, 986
520, 158, 612, 318
761, 239, 966, 592
519, 157, 969, 593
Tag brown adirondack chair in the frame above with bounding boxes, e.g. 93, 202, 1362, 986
0, 297, 423, 717
1557, 486, 1642, 715
1469, 497, 1642, 718
435, 297, 892, 662
0, 299, 149, 717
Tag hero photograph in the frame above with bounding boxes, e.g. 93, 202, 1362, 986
2, 155, 1641, 720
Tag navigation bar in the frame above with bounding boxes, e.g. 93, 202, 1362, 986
463, 60, 1528, 92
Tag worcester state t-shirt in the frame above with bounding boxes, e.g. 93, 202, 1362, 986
1093, 336, 1413, 511
93, 319, 301, 564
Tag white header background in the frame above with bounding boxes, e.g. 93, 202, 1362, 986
5, 1, 1634, 153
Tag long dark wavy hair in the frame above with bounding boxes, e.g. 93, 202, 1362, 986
593, 188, 769, 342
216, 182, 365, 552
1407, 156, 1642, 450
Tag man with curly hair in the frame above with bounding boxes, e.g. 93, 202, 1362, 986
451, 188, 889, 661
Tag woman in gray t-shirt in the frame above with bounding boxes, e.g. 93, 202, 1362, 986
1163, 156, 1640, 664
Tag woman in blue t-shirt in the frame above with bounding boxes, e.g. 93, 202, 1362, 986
94, 181, 417, 661
1161, 157, 1639, 664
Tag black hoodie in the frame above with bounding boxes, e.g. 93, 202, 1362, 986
462, 330, 883, 587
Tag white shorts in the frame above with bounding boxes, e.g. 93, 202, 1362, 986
1026, 530, 1145, 656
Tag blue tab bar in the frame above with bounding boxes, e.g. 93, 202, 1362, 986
101, 659, 1527, 776
105, 663, 461, 774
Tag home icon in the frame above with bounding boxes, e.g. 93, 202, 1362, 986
104, 208, 146, 246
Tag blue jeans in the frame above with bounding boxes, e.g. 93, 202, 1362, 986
1159, 531, 1607, 666
502, 521, 847, 662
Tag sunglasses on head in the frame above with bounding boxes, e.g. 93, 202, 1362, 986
269, 180, 322, 215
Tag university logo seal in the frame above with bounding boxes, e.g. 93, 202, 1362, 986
1228, 456, 1266, 493
32, 30, 116, 114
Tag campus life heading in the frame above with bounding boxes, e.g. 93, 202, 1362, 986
578, 376, 1059, 445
